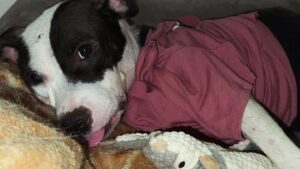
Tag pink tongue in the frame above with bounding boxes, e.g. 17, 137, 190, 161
87, 128, 105, 147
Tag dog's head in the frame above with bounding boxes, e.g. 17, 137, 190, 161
0, 0, 140, 147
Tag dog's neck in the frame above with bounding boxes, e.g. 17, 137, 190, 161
117, 20, 140, 91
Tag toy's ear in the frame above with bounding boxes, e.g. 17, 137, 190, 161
0, 27, 24, 64
94, 0, 139, 17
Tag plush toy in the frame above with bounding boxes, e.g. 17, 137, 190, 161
113, 131, 279, 169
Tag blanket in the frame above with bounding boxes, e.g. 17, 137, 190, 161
0, 59, 154, 169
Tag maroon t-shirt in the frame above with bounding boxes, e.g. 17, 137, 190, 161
123, 13, 297, 143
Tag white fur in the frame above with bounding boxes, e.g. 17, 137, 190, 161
242, 98, 300, 169
117, 19, 140, 90
21, 2, 64, 107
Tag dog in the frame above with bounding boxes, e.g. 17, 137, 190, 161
0, 0, 300, 168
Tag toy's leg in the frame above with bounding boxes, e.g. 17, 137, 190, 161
241, 98, 300, 169
229, 139, 251, 151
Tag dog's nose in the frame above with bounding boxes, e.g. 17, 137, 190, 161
59, 106, 93, 142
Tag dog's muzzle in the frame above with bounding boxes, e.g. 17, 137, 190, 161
86, 99, 127, 147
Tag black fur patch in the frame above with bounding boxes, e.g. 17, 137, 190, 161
50, 0, 126, 83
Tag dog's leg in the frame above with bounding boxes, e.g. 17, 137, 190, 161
241, 98, 300, 169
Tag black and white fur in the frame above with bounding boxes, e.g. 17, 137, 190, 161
0, 0, 300, 168
0, 0, 140, 147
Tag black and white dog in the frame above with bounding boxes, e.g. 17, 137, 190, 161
0, 0, 300, 168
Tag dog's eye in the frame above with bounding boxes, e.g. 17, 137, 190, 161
77, 44, 92, 60
29, 71, 44, 85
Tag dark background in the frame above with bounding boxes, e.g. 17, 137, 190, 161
0, 0, 300, 34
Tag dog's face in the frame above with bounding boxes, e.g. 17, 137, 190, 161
0, 0, 139, 147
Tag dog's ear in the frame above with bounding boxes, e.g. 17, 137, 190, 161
0, 27, 24, 64
94, 0, 139, 17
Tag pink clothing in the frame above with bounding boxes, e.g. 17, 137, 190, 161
123, 13, 297, 143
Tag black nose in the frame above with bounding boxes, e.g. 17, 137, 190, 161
59, 106, 93, 145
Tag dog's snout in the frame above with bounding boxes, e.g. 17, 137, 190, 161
59, 106, 93, 137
